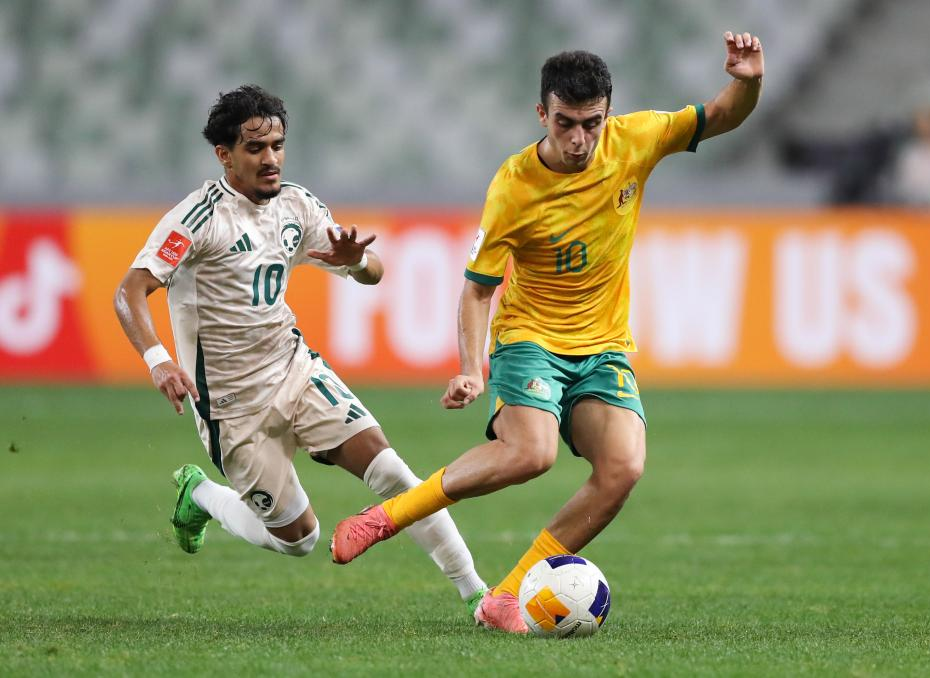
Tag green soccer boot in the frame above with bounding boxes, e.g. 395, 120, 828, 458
171, 464, 211, 554
465, 587, 491, 618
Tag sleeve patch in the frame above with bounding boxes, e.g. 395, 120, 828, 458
469, 228, 486, 262
156, 230, 192, 267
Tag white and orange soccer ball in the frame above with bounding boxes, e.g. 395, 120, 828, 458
518, 555, 612, 638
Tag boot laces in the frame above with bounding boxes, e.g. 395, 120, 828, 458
347, 508, 390, 542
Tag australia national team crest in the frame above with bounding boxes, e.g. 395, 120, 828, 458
281, 220, 303, 255
525, 378, 552, 401
613, 179, 638, 215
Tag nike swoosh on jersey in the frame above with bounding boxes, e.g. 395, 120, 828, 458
548, 228, 573, 243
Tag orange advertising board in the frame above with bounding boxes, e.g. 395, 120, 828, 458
0, 208, 928, 386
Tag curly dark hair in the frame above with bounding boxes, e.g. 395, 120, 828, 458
540, 51, 612, 110
202, 84, 288, 147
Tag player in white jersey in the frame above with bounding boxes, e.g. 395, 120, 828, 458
114, 85, 488, 615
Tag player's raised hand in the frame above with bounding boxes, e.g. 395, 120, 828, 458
307, 225, 376, 268
441, 374, 485, 410
152, 361, 200, 415
723, 31, 763, 81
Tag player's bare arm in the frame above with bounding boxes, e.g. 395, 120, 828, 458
307, 225, 383, 284
441, 280, 496, 410
701, 31, 764, 141
114, 268, 199, 415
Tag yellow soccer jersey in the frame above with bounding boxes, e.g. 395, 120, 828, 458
466, 104, 704, 355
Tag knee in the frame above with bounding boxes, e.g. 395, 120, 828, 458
622, 452, 646, 485
596, 449, 646, 493
504, 437, 558, 483
269, 521, 320, 557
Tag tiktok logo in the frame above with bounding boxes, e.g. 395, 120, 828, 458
0, 238, 81, 355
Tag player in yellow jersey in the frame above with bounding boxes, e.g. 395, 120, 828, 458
332, 31, 764, 632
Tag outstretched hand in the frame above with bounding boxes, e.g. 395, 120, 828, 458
724, 31, 764, 81
307, 225, 376, 268
441, 374, 485, 410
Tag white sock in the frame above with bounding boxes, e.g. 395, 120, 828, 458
364, 448, 487, 600
268, 522, 319, 557
191, 479, 277, 552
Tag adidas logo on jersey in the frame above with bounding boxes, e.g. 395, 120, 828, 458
344, 403, 367, 424
230, 233, 254, 252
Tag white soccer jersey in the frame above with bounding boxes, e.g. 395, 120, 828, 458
132, 175, 349, 421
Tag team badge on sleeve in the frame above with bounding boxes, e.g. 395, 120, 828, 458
469, 228, 486, 261
157, 231, 192, 266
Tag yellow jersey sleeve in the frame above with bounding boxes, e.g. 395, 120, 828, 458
653, 104, 705, 158
465, 169, 520, 286
615, 104, 705, 168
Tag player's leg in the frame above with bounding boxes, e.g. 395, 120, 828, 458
546, 399, 645, 551
475, 351, 644, 632
330, 404, 559, 563
174, 405, 321, 557
189, 469, 321, 557
476, 399, 643, 629
544, 353, 647, 551
331, 342, 564, 565
474, 403, 642, 634
323, 427, 487, 610
326, 405, 557, 631
190, 471, 320, 556
494, 352, 646, 599
442, 404, 561, 498
294, 356, 488, 607
461, 405, 562, 633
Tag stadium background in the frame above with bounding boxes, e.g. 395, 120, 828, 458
2, 1, 929, 675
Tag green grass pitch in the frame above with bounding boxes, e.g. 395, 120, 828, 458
1, 386, 929, 676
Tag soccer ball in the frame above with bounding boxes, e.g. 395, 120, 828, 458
518, 555, 611, 638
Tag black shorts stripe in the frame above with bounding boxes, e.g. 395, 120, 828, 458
195, 337, 225, 477
206, 419, 223, 476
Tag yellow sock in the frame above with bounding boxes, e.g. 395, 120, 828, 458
496, 528, 570, 598
382, 468, 455, 529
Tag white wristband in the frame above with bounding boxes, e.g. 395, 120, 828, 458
143, 344, 172, 371
347, 252, 368, 273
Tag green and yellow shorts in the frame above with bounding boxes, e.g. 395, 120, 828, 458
485, 341, 646, 456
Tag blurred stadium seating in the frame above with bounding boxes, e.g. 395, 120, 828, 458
3, 0, 913, 206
